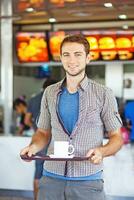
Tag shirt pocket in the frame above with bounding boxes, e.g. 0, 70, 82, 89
86, 107, 102, 126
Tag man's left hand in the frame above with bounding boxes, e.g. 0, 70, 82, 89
86, 148, 103, 164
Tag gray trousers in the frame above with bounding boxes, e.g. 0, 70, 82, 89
38, 176, 106, 200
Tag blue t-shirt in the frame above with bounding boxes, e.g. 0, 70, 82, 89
58, 87, 79, 135
43, 169, 102, 181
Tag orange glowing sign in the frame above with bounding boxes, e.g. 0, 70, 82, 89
16, 32, 49, 62
49, 31, 66, 61
82, 30, 134, 61
49, 31, 134, 61
17, 0, 44, 11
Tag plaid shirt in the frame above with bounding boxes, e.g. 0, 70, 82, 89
38, 76, 122, 177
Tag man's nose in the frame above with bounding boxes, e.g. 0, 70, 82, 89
69, 55, 76, 63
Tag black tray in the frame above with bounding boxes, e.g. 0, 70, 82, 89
20, 154, 89, 161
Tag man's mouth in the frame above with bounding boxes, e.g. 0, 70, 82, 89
68, 65, 77, 69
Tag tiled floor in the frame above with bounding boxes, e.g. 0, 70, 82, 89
0, 194, 134, 200
107, 197, 134, 200
0, 198, 32, 200
0, 195, 134, 200
0, 190, 33, 200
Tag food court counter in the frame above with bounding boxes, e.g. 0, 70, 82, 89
0, 136, 34, 190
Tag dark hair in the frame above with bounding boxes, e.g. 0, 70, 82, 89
60, 34, 90, 56
13, 98, 27, 110
42, 79, 57, 90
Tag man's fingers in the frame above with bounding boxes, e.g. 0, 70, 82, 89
91, 158, 101, 164
86, 149, 95, 158
20, 146, 30, 156
90, 154, 103, 164
20, 146, 36, 162
27, 149, 35, 157
86, 148, 103, 164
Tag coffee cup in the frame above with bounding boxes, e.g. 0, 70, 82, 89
54, 141, 74, 157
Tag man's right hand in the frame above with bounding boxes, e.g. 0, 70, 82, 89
20, 144, 39, 158
20, 128, 51, 161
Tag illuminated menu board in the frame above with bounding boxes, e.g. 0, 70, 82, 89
49, 31, 65, 61
17, 0, 45, 12
16, 30, 134, 63
16, 32, 49, 63
49, 30, 134, 61
83, 30, 134, 61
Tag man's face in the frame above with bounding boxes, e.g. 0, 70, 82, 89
60, 42, 90, 77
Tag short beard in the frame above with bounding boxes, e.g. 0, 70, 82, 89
65, 68, 85, 77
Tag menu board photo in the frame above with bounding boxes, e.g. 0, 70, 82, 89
16, 30, 134, 63
49, 30, 134, 62
82, 30, 134, 61
49, 31, 65, 61
16, 32, 49, 63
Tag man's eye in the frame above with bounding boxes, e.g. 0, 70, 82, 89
64, 54, 69, 57
76, 54, 81, 56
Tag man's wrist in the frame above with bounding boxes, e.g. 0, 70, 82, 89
98, 146, 106, 158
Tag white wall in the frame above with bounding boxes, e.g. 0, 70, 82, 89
123, 73, 134, 100
105, 62, 123, 98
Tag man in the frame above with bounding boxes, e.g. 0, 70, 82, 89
24, 79, 57, 200
21, 34, 123, 200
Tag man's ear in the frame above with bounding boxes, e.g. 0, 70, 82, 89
86, 53, 90, 64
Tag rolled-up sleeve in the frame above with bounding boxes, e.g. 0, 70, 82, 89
101, 88, 122, 132
37, 88, 51, 130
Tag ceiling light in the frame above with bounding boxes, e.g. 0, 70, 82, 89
122, 25, 128, 29
118, 14, 127, 19
25, 7, 34, 12
49, 18, 56, 23
104, 3, 113, 8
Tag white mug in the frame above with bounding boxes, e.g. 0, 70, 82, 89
54, 141, 74, 157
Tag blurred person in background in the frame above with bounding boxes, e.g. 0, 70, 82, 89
13, 97, 33, 136
21, 34, 123, 200
124, 100, 134, 144
25, 78, 57, 200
